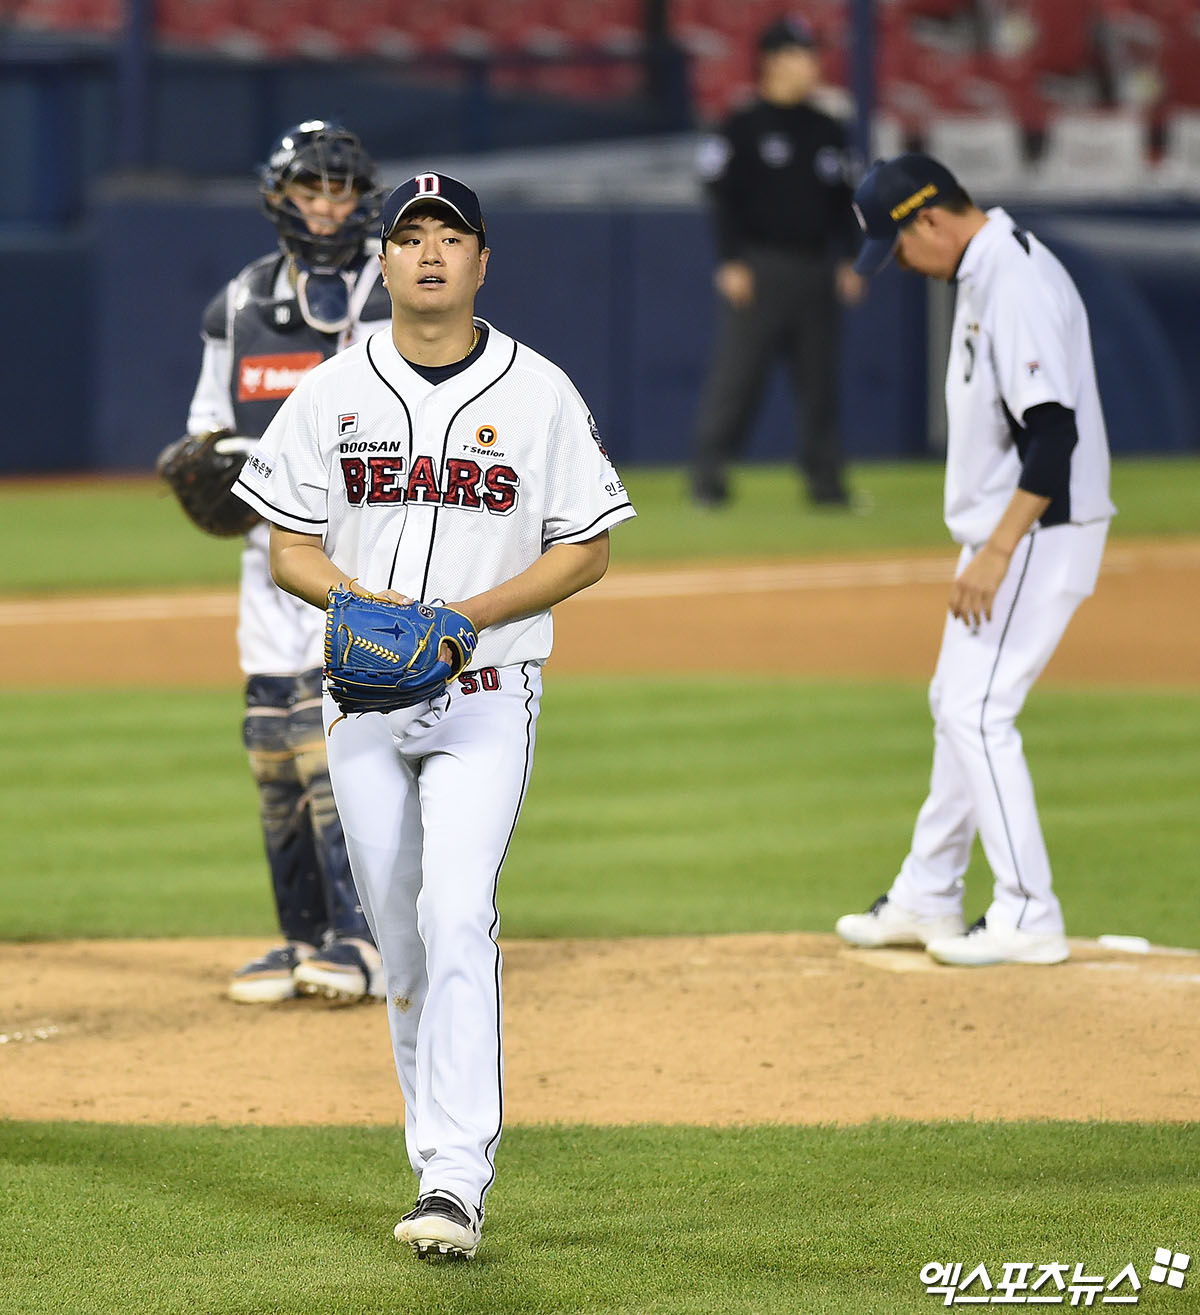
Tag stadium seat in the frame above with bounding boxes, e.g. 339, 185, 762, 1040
1026, 0, 1093, 75
690, 42, 755, 124
1035, 109, 1149, 190
926, 113, 1025, 190
1158, 108, 1200, 191
156, 0, 249, 54
320, 0, 414, 58
672, 0, 727, 64
236, 0, 333, 59
895, 0, 972, 18
11, 0, 120, 36
871, 112, 906, 160
1158, 10, 1200, 106
555, 0, 641, 52
399, 0, 491, 59
487, 0, 569, 55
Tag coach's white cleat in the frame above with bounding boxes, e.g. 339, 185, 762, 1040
394, 1192, 482, 1260
836, 894, 966, 949
293, 937, 385, 1003
926, 917, 1070, 966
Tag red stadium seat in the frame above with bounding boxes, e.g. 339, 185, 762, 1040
689, 42, 756, 124
486, 0, 569, 55
1026, 0, 1093, 75
236, 0, 327, 59
320, 0, 414, 58
11, 0, 120, 36
398, 0, 491, 59
1159, 9, 1200, 104
155, 0, 246, 53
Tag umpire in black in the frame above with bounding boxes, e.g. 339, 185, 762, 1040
692, 15, 865, 508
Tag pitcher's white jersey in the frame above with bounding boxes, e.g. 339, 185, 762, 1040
234, 321, 636, 670
944, 207, 1116, 546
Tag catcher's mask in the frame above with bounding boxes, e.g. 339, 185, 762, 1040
258, 120, 385, 275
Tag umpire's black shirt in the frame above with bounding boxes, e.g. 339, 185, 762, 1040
699, 98, 860, 262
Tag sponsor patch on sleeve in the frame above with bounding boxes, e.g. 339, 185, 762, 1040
243, 451, 274, 482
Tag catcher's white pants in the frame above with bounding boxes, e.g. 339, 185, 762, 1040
889, 521, 1107, 936
323, 662, 542, 1216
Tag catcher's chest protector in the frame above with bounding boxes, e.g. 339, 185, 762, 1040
227, 256, 390, 437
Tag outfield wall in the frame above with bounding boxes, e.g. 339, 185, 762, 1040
2, 196, 1197, 473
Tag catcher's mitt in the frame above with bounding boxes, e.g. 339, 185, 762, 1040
156, 430, 260, 537
324, 581, 478, 715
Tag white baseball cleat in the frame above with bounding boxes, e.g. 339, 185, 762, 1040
926, 917, 1070, 966
836, 894, 966, 949
293, 937, 385, 1003
394, 1192, 482, 1260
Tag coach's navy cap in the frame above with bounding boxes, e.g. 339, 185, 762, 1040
852, 152, 963, 274
758, 15, 818, 52
380, 172, 486, 245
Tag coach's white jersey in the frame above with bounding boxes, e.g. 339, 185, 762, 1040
944, 207, 1115, 545
234, 321, 636, 670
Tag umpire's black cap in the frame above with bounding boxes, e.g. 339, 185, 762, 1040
852, 153, 964, 275
757, 15, 819, 52
380, 172, 486, 245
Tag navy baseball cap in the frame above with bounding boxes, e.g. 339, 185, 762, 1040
758, 15, 818, 52
380, 172, 486, 245
852, 153, 964, 274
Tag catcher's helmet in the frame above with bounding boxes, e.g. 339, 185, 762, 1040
258, 120, 385, 272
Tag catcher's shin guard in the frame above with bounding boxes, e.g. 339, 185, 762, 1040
245, 674, 327, 946
246, 670, 372, 945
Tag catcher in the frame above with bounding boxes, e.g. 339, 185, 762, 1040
158, 120, 391, 1006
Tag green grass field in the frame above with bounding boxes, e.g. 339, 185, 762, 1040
1, 459, 1196, 1313
0, 681, 1196, 947
1, 455, 1196, 591
2, 1122, 1195, 1315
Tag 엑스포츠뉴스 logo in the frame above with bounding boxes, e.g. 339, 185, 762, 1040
919, 1246, 1190, 1305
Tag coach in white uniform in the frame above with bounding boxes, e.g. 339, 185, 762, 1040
836, 154, 1114, 966
234, 173, 636, 1257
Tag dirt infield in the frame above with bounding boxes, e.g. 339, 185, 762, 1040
1, 541, 1197, 1128
2, 934, 1197, 1126
4, 538, 1200, 687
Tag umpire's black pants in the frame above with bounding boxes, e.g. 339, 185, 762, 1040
692, 247, 844, 501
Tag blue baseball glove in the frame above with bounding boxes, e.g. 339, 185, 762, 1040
324, 581, 478, 715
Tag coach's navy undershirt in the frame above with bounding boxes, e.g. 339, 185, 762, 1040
402, 324, 490, 383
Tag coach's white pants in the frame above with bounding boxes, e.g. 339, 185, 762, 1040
323, 663, 542, 1217
889, 522, 1107, 936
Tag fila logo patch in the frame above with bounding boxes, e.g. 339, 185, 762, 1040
237, 352, 323, 401
339, 413, 359, 436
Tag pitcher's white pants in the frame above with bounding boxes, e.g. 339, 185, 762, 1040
323, 662, 542, 1217
889, 522, 1107, 936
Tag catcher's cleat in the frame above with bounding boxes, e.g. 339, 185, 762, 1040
836, 894, 965, 949
293, 937, 384, 1003
394, 1193, 481, 1260
226, 943, 316, 1004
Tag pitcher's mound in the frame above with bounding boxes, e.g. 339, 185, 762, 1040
1, 933, 1196, 1126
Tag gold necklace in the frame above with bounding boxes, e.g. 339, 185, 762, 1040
459, 326, 480, 361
